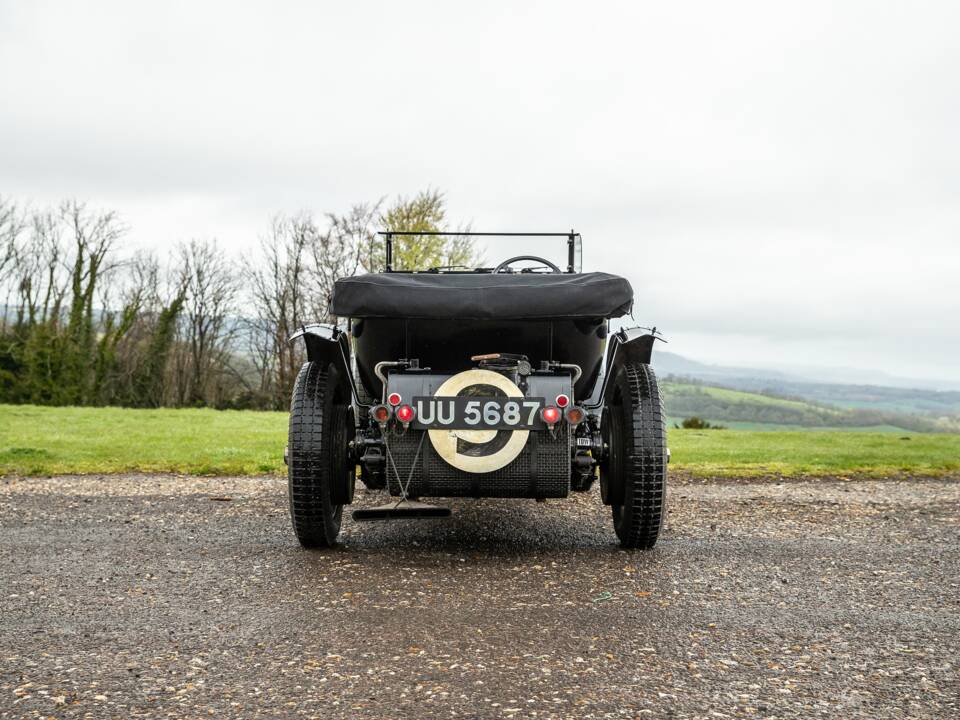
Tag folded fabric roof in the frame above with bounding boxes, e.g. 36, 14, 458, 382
330, 272, 633, 320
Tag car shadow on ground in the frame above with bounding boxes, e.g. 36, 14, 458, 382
328, 492, 634, 555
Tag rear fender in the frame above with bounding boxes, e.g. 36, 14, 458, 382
289, 324, 361, 405
587, 328, 665, 407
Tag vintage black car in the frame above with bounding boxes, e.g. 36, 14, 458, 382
287, 233, 667, 549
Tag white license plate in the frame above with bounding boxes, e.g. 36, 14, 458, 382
410, 397, 545, 430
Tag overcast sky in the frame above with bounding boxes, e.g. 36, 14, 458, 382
1, 1, 957, 384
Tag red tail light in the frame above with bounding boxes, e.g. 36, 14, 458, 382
555, 394, 570, 408
372, 404, 391, 423
541, 405, 561, 425
387, 392, 402, 406
396, 404, 415, 424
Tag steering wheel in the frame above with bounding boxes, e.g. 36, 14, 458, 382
492, 255, 563, 274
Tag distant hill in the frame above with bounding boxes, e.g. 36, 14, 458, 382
652, 349, 960, 392
661, 380, 959, 433
652, 350, 960, 422
653, 351, 790, 382
691, 377, 960, 417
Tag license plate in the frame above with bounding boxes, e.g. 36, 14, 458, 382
411, 397, 545, 430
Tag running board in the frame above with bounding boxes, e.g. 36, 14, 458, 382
352, 500, 451, 522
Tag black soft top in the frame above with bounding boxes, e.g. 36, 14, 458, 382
330, 272, 633, 320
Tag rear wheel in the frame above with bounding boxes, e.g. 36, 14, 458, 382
288, 361, 355, 548
600, 362, 667, 549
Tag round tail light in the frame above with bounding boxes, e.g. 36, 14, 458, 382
372, 404, 391, 423
565, 407, 585, 426
541, 406, 561, 425
555, 394, 570, 408
387, 392, 402, 406
396, 404, 415, 424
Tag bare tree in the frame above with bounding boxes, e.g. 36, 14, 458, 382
0, 197, 27, 333
58, 200, 126, 403
244, 215, 312, 409
0, 201, 19, 335
312, 201, 381, 320
0, 197, 22, 287
3, 208, 65, 331
31, 210, 68, 326
102, 251, 158, 401
172, 239, 240, 406
61, 200, 124, 326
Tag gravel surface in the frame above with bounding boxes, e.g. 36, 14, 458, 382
1, 473, 957, 719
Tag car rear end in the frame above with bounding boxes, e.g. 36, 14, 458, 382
287, 251, 668, 548
362, 354, 587, 499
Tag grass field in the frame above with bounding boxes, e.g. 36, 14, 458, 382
2, 404, 959, 478
0, 404, 288, 476
662, 381, 824, 412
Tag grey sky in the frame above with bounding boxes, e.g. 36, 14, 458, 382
1, 1, 957, 383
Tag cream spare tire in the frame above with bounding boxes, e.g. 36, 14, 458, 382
429, 368, 529, 474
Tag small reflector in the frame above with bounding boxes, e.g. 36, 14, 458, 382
555, 393, 570, 408
396, 404, 415, 423
387, 392, 402, 406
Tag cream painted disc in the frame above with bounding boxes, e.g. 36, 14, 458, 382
428, 369, 529, 474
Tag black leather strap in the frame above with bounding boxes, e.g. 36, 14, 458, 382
528, 431, 539, 496
421, 431, 431, 497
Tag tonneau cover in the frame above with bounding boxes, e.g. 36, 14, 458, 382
330, 272, 633, 320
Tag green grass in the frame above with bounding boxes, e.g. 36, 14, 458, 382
662, 381, 828, 412
665, 417, 912, 432
669, 429, 960, 477
1, 404, 958, 478
0, 404, 288, 476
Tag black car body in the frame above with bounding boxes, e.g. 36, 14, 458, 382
287, 233, 667, 548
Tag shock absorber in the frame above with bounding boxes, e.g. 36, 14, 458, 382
570, 416, 601, 492
354, 431, 387, 489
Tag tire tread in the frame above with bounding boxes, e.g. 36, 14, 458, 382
614, 362, 667, 549
288, 361, 342, 547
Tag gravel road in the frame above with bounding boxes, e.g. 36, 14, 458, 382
1, 473, 957, 719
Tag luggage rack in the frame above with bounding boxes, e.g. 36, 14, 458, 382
379, 231, 582, 273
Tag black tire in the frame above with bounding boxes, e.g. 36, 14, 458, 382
600, 362, 667, 549
288, 361, 354, 548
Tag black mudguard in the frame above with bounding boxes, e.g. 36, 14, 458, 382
289, 324, 360, 405
597, 327, 664, 405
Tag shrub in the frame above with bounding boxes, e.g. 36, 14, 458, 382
678, 416, 726, 430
